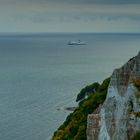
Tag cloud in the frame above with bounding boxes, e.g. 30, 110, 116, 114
0, 0, 140, 32
1, 0, 140, 5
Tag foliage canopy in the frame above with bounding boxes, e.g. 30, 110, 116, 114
52, 78, 110, 140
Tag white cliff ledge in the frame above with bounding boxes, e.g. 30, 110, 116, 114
87, 52, 140, 140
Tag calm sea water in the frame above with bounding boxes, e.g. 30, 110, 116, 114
0, 33, 140, 140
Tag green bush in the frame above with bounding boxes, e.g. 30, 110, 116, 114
97, 77, 110, 93
133, 79, 140, 91
76, 82, 100, 102
51, 78, 110, 140
132, 131, 140, 140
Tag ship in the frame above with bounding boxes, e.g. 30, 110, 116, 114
68, 40, 86, 45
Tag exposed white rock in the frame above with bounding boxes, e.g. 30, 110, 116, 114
98, 108, 111, 140
87, 52, 140, 140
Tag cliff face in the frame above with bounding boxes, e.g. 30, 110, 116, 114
87, 52, 140, 140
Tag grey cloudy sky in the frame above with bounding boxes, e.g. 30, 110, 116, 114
0, 0, 140, 32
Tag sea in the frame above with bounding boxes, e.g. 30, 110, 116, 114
0, 33, 140, 140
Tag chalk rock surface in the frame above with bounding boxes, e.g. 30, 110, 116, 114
87, 52, 140, 140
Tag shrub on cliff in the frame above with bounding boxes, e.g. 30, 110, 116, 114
97, 77, 110, 93
76, 82, 100, 102
133, 79, 140, 91
51, 78, 110, 140
132, 131, 140, 140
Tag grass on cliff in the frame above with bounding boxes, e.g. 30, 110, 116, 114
76, 82, 100, 102
132, 80, 140, 139
132, 131, 140, 140
133, 79, 140, 92
51, 78, 110, 140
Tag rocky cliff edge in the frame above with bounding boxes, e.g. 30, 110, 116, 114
87, 52, 140, 140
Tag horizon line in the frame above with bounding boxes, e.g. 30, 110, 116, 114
0, 31, 140, 35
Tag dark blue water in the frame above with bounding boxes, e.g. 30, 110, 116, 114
0, 33, 140, 140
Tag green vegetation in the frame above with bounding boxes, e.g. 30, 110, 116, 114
134, 92, 140, 99
133, 79, 140, 99
128, 57, 135, 62
132, 131, 140, 140
51, 78, 110, 140
133, 79, 140, 91
132, 111, 140, 117
132, 79, 140, 139
76, 82, 100, 102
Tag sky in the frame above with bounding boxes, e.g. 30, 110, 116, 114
0, 0, 140, 33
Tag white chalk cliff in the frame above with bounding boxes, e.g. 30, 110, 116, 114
87, 52, 140, 140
